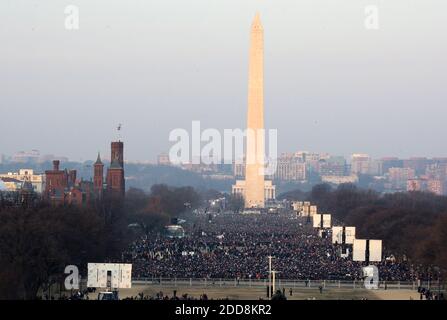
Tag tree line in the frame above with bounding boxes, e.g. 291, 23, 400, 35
0, 184, 201, 299
280, 183, 447, 276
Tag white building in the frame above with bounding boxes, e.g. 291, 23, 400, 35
157, 153, 171, 166
0, 169, 45, 193
12, 150, 40, 163
271, 155, 306, 181
351, 154, 371, 175
232, 180, 276, 204
322, 175, 359, 185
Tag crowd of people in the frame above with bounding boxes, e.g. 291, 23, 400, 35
122, 291, 214, 300
418, 287, 445, 300
123, 212, 435, 282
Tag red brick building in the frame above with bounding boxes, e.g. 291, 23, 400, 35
93, 140, 125, 200
44, 160, 93, 206
67, 187, 84, 206
111, 141, 124, 168
106, 141, 125, 198
44, 160, 72, 205
44, 140, 125, 206
93, 153, 104, 199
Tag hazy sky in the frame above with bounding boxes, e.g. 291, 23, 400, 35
1, 0, 446, 162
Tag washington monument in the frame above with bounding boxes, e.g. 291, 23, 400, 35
232, 13, 275, 208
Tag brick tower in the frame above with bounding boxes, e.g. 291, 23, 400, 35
111, 141, 124, 168
107, 141, 125, 198
93, 152, 104, 199
44, 160, 68, 205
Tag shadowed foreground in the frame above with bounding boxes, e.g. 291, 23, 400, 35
116, 284, 420, 300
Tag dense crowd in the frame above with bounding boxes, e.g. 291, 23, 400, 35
418, 287, 445, 300
123, 291, 215, 300
123, 212, 434, 281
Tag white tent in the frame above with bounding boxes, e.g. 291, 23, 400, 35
332, 226, 356, 245
353, 239, 382, 262
312, 214, 331, 228
87, 263, 132, 289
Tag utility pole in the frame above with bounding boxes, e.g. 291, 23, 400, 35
268, 256, 272, 298
272, 270, 277, 295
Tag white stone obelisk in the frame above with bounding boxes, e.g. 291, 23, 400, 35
244, 13, 265, 208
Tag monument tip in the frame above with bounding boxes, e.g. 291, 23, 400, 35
253, 12, 262, 27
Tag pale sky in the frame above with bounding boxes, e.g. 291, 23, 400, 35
1, 0, 446, 161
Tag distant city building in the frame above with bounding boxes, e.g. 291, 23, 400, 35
12, 150, 40, 163
388, 167, 416, 189
204, 174, 234, 181
426, 163, 447, 181
0, 179, 10, 191
291, 151, 307, 163
351, 154, 371, 175
0, 177, 37, 207
407, 179, 426, 192
321, 175, 359, 185
39, 154, 69, 163
233, 153, 307, 182
302, 152, 330, 174
0, 169, 44, 193
182, 162, 219, 174
368, 159, 381, 176
272, 154, 306, 181
232, 179, 276, 203
378, 157, 403, 176
0, 177, 23, 191
157, 153, 171, 166
432, 157, 447, 165
318, 156, 346, 176
403, 157, 431, 176
407, 177, 445, 196
9, 150, 69, 164
427, 179, 444, 196
233, 160, 245, 178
